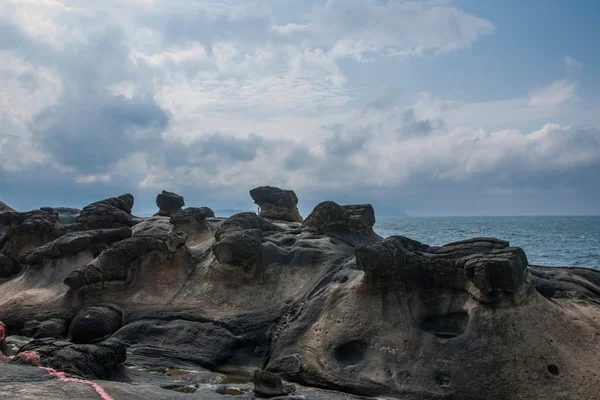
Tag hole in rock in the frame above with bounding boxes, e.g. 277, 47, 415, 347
547, 364, 559, 376
334, 340, 367, 365
420, 312, 469, 339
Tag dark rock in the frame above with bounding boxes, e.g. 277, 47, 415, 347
212, 213, 280, 268
252, 370, 293, 397
75, 194, 135, 230
64, 231, 187, 290
0, 253, 21, 278
11, 337, 126, 380
155, 191, 185, 217
303, 201, 375, 233
0, 209, 66, 257
20, 318, 68, 339
69, 306, 122, 344
250, 186, 303, 223
355, 236, 530, 303
170, 207, 215, 225
20, 227, 132, 265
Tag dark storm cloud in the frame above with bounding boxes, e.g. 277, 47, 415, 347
284, 145, 316, 170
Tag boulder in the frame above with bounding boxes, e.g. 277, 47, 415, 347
11, 337, 126, 380
69, 306, 122, 344
75, 194, 135, 230
250, 186, 303, 223
155, 191, 185, 217
20, 318, 69, 339
303, 201, 375, 234
252, 370, 293, 397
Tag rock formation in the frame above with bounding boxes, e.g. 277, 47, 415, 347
0, 189, 599, 400
250, 185, 303, 223
0, 201, 15, 213
154, 190, 185, 217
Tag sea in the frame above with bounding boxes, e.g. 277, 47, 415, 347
374, 216, 600, 269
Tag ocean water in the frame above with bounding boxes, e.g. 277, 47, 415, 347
374, 216, 600, 269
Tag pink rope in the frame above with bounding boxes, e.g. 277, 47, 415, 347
0, 321, 115, 400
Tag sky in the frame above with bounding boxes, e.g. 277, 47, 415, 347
1, 0, 599, 217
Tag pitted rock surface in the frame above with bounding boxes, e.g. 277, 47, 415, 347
75, 194, 135, 230
0, 209, 66, 257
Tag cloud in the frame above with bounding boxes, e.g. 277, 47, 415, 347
529, 79, 577, 107
563, 56, 582, 67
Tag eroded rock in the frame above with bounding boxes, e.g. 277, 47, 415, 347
250, 186, 303, 223
69, 306, 122, 344
0, 209, 66, 257
0, 253, 21, 278
155, 191, 185, 217
64, 231, 187, 290
303, 201, 375, 234
11, 337, 126, 380
75, 194, 135, 230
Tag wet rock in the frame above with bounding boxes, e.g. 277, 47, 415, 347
75, 194, 135, 230
253, 370, 293, 397
170, 207, 215, 225
303, 201, 375, 234
0, 253, 21, 278
155, 191, 185, 217
20, 227, 132, 265
250, 186, 303, 223
64, 231, 187, 290
11, 337, 126, 380
69, 306, 122, 344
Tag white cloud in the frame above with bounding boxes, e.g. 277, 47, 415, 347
74, 174, 112, 184
563, 56, 582, 67
529, 79, 577, 108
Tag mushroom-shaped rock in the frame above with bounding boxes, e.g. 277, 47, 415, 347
69, 306, 122, 344
20, 227, 132, 265
155, 190, 185, 217
253, 370, 294, 397
75, 193, 135, 230
64, 231, 187, 290
11, 337, 126, 380
212, 213, 280, 268
170, 207, 215, 225
356, 236, 531, 304
303, 201, 376, 233
250, 186, 303, 223
0, 209, 66, 257
0, 253, 21, 278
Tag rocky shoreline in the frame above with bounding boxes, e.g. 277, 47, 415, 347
1, 186, 599, 399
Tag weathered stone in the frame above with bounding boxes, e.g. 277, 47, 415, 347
75, 194, 135, 230
11, 337, 126, 380
155, 191, 185, 217
0, 253, 21, 278
170, 207, 215, 225
252, 370, 293, 397
20, 227, 132, 265
69, 306, 122, 344
250, 186, 303, 223
0, 209, 66, 257
303, 201, 375, 233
